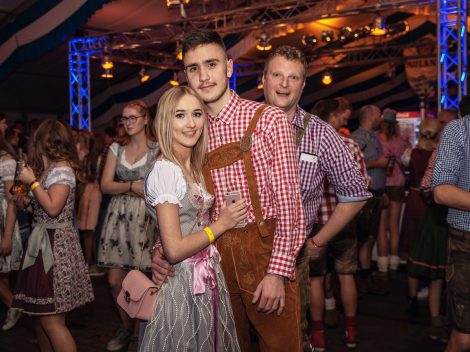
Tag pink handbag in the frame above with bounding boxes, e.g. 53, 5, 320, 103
117, 269, 159, 321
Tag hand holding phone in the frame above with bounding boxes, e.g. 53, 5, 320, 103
224, 191, 247, 228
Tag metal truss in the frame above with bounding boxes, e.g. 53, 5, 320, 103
235, 43, 435, 76
100, 0, 435, 50
69, 37, 111, 130
437, 0, 467, 111
69, 0, 439, 128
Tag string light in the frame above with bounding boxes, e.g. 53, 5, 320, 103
101, 55, 113, 70
139, 68, 150, 83
321, 71, 333, 85
169, 72, 180, 86
257, 75, 263, 90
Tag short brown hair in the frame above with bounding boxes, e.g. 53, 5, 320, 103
334, 97, 352, 114
182, 29, 226, 57
264, 45, 308, 79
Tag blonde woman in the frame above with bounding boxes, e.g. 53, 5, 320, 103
98, 100, 159, 351
141, 86, 245, 352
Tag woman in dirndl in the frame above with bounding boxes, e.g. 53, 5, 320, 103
12, 119, 94, 352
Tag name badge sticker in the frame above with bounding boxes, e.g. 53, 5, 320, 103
300, 152, 317, 163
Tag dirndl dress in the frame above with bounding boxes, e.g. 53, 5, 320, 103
407, 203, 448, 280
141, 159, 240, 352
12, 166, 94, 314
98, 142, 159, 272
0, 155, 22, 273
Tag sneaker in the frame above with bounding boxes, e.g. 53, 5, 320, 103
88, 264, 105, 277
324, 309, 339, 328
417, 286, 429, 300
106, 327, 132, 351
309, 329, 326, 352
345, 325, 357, 348
2, 308, 22, 331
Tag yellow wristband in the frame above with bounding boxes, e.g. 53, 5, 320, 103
30, 182, 40, 191
203, 227, 215, 244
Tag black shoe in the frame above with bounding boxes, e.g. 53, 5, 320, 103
406, 296, 419, 316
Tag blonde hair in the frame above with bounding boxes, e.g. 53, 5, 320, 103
154, 86, 208, 184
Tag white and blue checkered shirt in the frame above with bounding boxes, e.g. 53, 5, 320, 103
432, 115, 470, 231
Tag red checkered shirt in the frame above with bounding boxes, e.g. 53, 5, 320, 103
292, 107, 370, 229
207, 92, 306, 280
316, 135, 370, 224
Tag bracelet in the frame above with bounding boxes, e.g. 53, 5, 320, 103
310, 237, 325, 248
203, 227, 215, 244
29, 179, 38, 188
129, 181, 134, 192
30, 182, 40, 191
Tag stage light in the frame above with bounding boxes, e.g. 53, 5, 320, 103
302, 35, 318, 46
352, 26, 370, 40
101, 69, 113, 79
386, 21, 410, 36
256, 32, 272, 51
139, 68, 150, 83
101, 55, 113, 70
321, 71, 333, 85
169, 72, 180, 86
371, 15, 387, 36
339, 27, 352, 42
321, 31, 334, 43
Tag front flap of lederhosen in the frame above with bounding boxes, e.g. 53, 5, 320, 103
203, 104, 272, 237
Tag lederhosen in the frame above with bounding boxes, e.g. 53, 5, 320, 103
203, 105, 302, 352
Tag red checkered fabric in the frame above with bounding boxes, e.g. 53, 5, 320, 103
316, 135, 370, 224
420, 147, 437, 191
207, 92, 306, 279
291, 107, 370, 229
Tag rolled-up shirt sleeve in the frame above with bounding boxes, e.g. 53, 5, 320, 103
321, 128, 371, 202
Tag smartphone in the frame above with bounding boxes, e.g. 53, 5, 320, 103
225, 190, 246, 228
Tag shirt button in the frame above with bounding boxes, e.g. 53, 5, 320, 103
216, 118, 220, 122
197, 222, 202, 227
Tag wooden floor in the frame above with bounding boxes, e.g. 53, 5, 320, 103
0, 271, 447, 352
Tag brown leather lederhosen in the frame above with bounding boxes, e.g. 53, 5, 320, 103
203, 105, 302, 352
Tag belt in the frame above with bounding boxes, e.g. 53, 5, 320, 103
449, 227, 470, 238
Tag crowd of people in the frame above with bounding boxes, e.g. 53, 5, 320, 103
0, 29, 469, 352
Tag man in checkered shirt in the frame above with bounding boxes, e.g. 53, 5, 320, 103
262, 46, 370, 351
433, 95, 470, 352
152, 31, 306, 352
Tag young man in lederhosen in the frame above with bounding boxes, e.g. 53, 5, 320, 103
152, 30, 306, 352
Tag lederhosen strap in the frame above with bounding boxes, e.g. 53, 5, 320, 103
295, 112, 312, 147
203, 105, 271, 237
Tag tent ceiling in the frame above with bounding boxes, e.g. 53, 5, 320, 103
0, 0, 446, 120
